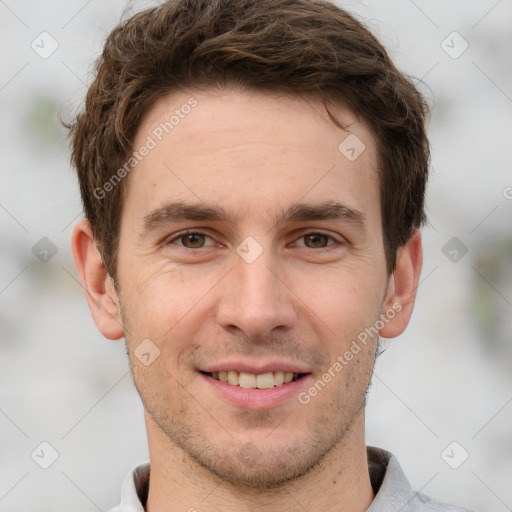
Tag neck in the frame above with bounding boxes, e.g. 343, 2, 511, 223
144, 410, 374, 512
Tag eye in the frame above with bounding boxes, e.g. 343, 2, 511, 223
293, 232, 338, 249
165, 230, 340, 251
168, 231, 215, 249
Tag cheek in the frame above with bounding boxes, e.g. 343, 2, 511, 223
292, 262, 385, 336
121, 266, 214, 372
121, 264, 189, 332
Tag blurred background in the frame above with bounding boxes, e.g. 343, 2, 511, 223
0, 0, 511, 510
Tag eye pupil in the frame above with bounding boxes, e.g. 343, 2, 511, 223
183, 233, 204, 248
305, 233, 328, 248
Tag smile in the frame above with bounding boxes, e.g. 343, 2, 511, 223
203, 370, 306, 389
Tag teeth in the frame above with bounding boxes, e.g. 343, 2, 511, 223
238, 372, 257, 388
227, 370, 239, 385
208, 370, 302, 388
256, 372, 275, 389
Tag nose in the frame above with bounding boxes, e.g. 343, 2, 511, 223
215, 246, 298, 339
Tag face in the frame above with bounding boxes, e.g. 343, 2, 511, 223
111, 87, 398, 485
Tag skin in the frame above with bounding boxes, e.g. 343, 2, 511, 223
72, 87, 422, 512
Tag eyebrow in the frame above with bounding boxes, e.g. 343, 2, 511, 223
139, 200, 367, 234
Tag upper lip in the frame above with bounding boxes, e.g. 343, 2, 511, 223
200, 361, 311, 374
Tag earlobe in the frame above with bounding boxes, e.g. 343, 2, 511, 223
71, 219, 125, 340
379, 229, 423, 339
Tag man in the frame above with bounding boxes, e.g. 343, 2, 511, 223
68, 0, 473, 510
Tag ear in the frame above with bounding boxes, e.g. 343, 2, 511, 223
71, 218, 124, 340
379, 229, 423, 338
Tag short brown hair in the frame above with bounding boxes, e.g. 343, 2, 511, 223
68, 0, 430, 278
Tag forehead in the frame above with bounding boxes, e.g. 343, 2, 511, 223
123, 86, 380, 229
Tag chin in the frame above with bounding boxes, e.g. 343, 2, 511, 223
179, 429, 340, 490
193, 448, 317, 489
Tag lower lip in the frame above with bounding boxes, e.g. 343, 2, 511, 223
199, 372, 313, 410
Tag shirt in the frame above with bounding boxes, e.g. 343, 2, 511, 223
109, 446, 474, 512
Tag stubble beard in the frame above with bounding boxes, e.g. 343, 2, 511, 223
129, 349, 374, 489
118, 294, 378, 489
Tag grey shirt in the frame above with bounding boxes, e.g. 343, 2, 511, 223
109, 446, 474, 512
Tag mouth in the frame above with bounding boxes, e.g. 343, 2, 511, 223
198, 367, 314, 409
200, 370, 309, 389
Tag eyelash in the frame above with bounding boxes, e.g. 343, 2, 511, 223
165, 230, 341, 250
